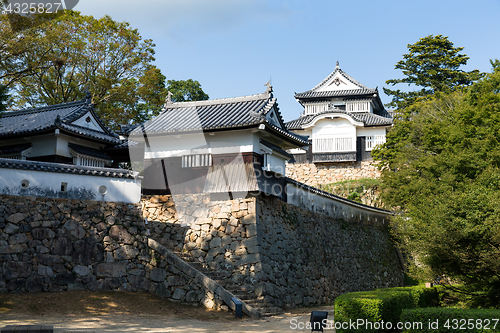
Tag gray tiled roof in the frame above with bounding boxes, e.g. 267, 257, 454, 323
260, 139, 292, 158
106, 139, 140, 150
0, 143, 32, 155
285, 110, 393, 130
132, 90, 308, 145
60, 123, 120, 144
0, 158, 139, 179
311, 65, 370, 91
295, 65, 376, 100
0, 96, 120, 144
68, 143, 111, 160
119, 124, 140, 136
295, 88, 377, 99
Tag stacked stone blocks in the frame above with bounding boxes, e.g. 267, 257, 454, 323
286, 161, 381, 187
0, 191, 403, 313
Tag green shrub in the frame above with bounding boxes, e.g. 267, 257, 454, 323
404, 273, 420, 286
400, 307, 500, 332
391, 286, 440, 308
334, 286, 439, 333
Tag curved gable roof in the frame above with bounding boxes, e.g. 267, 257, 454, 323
285, 110, 393, 130
0, 93, 120, 144
132, 86, 308, 145
295, 62, 377, 99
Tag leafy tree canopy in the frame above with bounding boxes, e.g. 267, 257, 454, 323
0, 84, 7, 114
377, 61, 500, 306
384, 35, 482, 110
0, 10, 166, 129
166, 79, 209, 103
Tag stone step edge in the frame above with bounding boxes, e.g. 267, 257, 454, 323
148, 238, 261, 318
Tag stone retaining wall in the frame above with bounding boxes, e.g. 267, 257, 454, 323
142, 194, 262, 292
255, 195, 403, 309
1, 192, 403, 312
141, 193, 403, 310
286, 161, 381, 187
0, 195, 227, 310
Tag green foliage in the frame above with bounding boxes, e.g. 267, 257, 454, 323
334, 286, 439, 332
400, 307, 500, 332
404, 273, 421, 286
321, 178, 381, 190
375, 62, 500, 307
384, 35, 482, 110
0, 11, 165, 129
166, 79, 209, 103
319, 178, 382, 206
0, 84, 7, 114
346, 191, 361, 202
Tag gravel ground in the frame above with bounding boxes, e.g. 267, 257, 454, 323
0, 291, 335, 332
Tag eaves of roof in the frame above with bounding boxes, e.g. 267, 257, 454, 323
265, 123, 309, 145
0, 96, 120, 144
0, 158, 139, 179
295, 88, 378, 100
129, 90, 308, 146
0, 143, 32, 155
105, 139, 140, 150
260, 139, 292, 159
59, 123, 120, 144
309, 66, 371, 92
285, 111, 393, 130
68, 143, 111, 160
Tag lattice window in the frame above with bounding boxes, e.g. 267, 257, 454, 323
74, 156, 107, 167
0, 154, 23, 160
346, 101, 370, 112
313, 137, 354, 152
182, 154, 212, 168
366, 135, 386, 151
0, 147, 31, 160
305, 103, 328, 115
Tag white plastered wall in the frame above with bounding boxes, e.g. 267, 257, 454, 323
312, 118, 356, 152
0, 167, 141, 203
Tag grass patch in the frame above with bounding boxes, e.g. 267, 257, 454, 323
319, 178, 382, 205
324, 178, 382, 188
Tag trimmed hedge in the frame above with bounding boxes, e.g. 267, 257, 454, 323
334, 286, 439, 333
400, 307, 500, 332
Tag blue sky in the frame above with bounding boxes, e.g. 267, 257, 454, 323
75, 0, 500, 122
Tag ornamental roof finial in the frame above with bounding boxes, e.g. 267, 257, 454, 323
264, 80, 273, 95
336, 60, 339, 68
166, 91, 173, 104
84, 87, 92, 105
162, 91, 173, 110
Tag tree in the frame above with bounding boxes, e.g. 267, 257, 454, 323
0, 84, 7, 114
0, 10, 165, 129
384, 35, 482, 110
166, 79, 209, 103
379, 61, 500, 306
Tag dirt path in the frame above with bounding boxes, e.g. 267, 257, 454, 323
0, 291, 335, 332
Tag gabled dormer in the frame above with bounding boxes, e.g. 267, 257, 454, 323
71, 111, 107, 133
295, 62, 385, 116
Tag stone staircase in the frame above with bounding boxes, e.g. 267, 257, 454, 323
157, 240, 282, 317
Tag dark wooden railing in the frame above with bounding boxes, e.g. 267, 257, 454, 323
312, 152, 356, 163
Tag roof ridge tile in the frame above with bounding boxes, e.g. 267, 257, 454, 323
164, 92, 270, 110
2, 99, 86, 117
